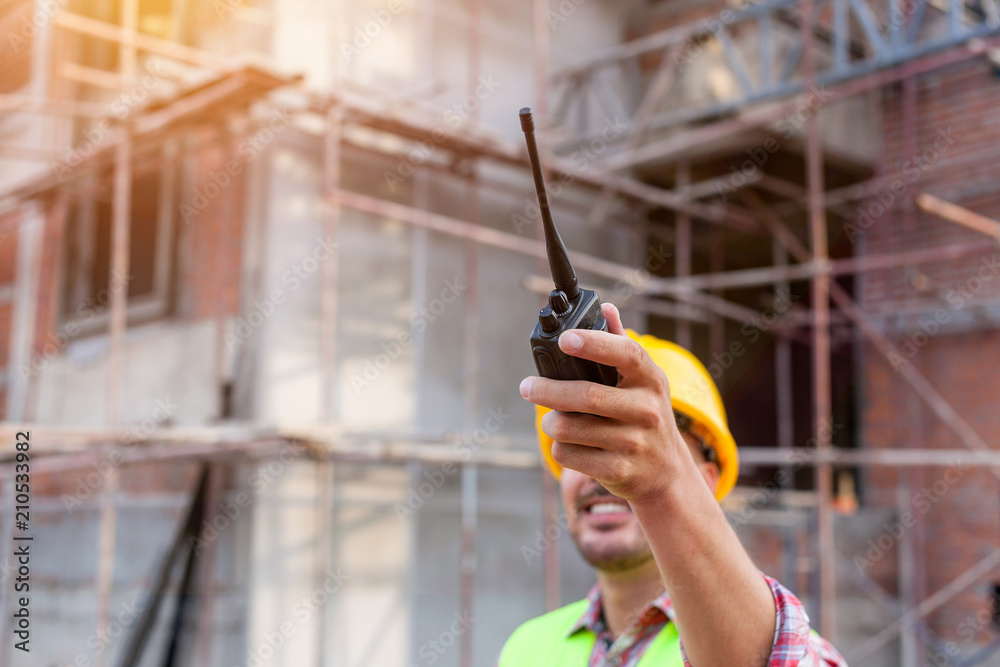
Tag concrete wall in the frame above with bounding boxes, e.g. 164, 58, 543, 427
228, 1, 639, 665
23, 461, 252, 667
32, 319, 218, 427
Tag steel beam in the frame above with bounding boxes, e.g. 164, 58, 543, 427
105, 132, 131, 426
643, 237, 997, 292
552, 0, 798, 80
321, 105, 342, 422
739, 445, 1000, 467
774, 239, 794, 491
588, 44, 682, 227
587, 36, 1000, 172
460, 4, 483, 664
674, 161, 693, 349
552, 0, 1000, 162
800, 0, 836, 639
313, 458, 334, 667
96, 4, 138, 655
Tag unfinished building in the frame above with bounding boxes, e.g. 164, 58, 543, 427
1, 0, 999, 665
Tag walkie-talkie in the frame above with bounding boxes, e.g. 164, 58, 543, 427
520, 108, 619, 387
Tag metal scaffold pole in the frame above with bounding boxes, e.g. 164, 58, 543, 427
674, 161, 692, 350
97, 0, 138, 660
460, 2, 484, 666
315, 1, 345, 662
799, 0, 836, 641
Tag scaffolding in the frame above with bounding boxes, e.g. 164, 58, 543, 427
1, 0, 1000, 665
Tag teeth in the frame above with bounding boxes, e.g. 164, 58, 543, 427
589, 502, 628, 515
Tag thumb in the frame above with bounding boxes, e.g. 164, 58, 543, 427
602, 302, 627, 336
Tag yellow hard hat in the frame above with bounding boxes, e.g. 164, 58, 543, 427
534, 329, 739, 500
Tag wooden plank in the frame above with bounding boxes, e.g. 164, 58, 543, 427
916, 192, 1000, 239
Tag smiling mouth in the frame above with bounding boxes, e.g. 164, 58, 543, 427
584, 501, 632, 515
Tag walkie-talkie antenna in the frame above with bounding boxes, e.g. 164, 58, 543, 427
519, 107, 580, 301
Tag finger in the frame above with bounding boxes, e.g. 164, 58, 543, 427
550, 441, 624, 485
602, 302, 627, 336
520, 376, 648, 422
558, 328, 651, 379
541, 410, 629, 452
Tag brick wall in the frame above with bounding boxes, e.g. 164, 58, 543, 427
178, 129, 247, 321
15, 128, 248, 497
860, 59, 1000, 309
858, 58, 1000, 641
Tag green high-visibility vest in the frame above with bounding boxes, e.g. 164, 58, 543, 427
498, 599, 684, 667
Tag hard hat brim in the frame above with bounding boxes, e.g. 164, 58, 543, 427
535, 402, 737, 500
533, 330, 739, 501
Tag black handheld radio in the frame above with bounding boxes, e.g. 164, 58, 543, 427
520, 107, 619, 387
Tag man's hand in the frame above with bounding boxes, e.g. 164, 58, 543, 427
518, 303, 690, 503
522, 303, 781, 667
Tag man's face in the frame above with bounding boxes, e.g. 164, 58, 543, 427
559, 432, 719, 573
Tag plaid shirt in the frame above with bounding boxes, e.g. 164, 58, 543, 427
565, 574, 847, 667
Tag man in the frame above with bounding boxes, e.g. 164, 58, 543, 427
499, 303, 846, 666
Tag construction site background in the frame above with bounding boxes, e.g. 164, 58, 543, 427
1, 0, 1000, 665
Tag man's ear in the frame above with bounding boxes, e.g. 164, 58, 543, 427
681, 431, 720, 496
699, 461, 720, 496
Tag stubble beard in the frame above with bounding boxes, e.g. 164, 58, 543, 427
570, 525, 656, 573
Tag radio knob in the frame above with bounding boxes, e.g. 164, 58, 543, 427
539, 305, 560, 333
548, 290, 570, 315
